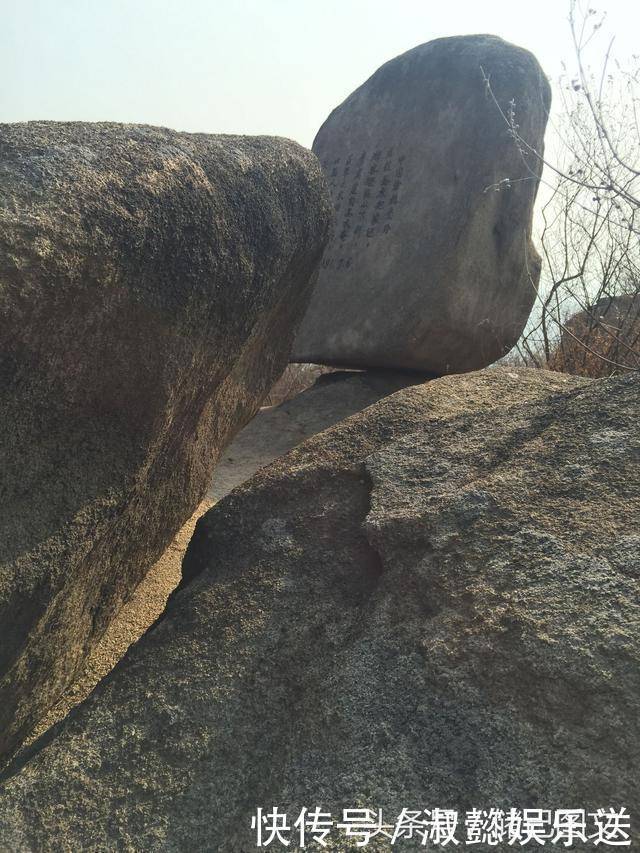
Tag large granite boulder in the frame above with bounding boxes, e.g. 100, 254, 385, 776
0, 121, 331, 760
2, 368, 638, 851
291, 35, 551, 374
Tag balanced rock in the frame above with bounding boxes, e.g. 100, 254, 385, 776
2, 368, 638, 851
0, 121, 331, 760
292, 35, 551, 374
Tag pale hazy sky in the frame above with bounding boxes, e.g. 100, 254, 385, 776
1, 0, 638, 148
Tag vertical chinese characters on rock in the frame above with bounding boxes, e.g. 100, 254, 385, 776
319, 148, 405, 271
292, 36, 552, 374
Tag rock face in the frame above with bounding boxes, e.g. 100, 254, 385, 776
2, 368, 638, 851
291, 35, 551, 374
208, 369, 422, 500
0, 121, 331, 760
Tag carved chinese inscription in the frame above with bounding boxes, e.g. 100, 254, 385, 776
319, 148, 405, 271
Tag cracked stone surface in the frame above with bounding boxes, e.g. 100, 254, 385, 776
0, 367, 638, 851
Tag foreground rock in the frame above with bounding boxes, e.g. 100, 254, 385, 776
0, 121, 331, 759
208, 369, 423, 500
2, 368, 638, 850
21, 498, 212, 751
292, 35, 551, 374
17, 371, 419, 746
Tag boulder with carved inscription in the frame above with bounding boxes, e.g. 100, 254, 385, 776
292, 35, 551, 374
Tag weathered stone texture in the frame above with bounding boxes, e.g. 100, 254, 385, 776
0, 121, 331, 759
292, 35, 551, 374
2, 368, 637, 850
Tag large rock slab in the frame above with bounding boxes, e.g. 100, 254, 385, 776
0, 121, 331, 760
292, 35, 551, 374
2, 368, 638, 850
